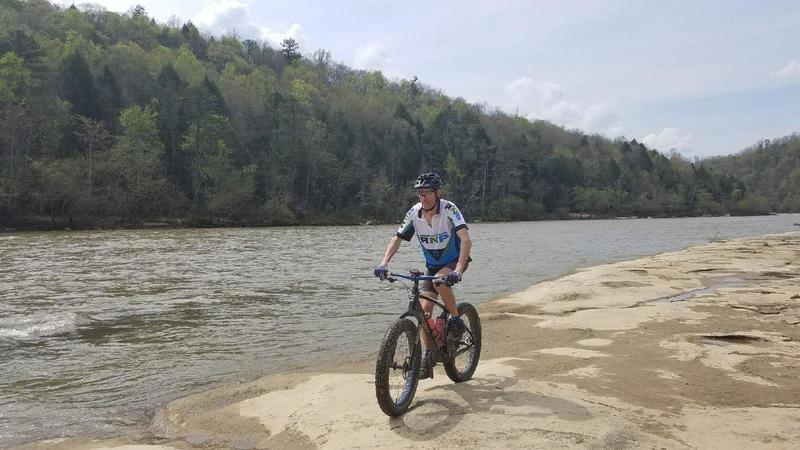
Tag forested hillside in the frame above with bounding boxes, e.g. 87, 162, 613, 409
703, 135, 800, 214
0, 0, 794, 229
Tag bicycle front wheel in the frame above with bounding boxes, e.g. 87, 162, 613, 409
375, 318, 421, 416
443, 302, 482, 383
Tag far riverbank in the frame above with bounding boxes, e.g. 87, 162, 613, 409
5, 212, 799, 233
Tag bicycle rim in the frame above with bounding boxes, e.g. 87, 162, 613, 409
375, 319, 421, 416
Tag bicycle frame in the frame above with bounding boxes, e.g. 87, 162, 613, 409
387, 270, 459, 363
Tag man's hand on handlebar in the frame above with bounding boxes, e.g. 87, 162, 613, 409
445, 270, 462, 286
373, 264, 389, 281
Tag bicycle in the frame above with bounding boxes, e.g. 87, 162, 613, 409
374, 270, 482, 417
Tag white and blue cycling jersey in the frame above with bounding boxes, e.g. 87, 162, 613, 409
396, 199, 468, 268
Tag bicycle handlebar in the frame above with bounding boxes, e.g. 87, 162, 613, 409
385, 272, 458, 287
387, 272, 440, 281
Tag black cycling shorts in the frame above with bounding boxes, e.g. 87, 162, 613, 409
421, 260, 469, 293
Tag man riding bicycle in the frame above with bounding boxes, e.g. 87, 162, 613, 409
374, 172, 473, 378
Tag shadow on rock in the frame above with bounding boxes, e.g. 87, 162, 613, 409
389, 374, 591, 441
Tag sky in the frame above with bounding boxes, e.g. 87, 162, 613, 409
64, 0, 800, 158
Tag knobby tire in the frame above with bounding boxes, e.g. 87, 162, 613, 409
375, 318, 421, 416
443, 302, 482, 383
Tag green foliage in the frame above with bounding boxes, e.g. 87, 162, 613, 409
30, 156, 89, 220
0, 51, 32, 215
0, 51, 29, 103
260, 197, 296, 225
574, 187, 615, 217
488, 196, 543, 221
0, 0, 795, 229
96, 65, 122, 127
105, 105, 166, 220
703, 135, 800, 213
180, 21, 207, 59
207, 34, 246, 71
173, 44, 205, 86
0, 30, 44, 71
180, 113, 255, 222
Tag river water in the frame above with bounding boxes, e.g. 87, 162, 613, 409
1, 215, 798, 446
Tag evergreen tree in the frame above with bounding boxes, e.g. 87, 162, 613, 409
61, 52, 100, 119
180, 21, 207, 59
280, 38, 301, 64
155, 63, 187, 187
96, 65, 123, 129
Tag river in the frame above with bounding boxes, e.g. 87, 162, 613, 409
1, 215, 798, 446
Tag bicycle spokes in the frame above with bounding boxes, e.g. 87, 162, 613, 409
376, 318, 421, 416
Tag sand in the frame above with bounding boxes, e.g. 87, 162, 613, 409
13, 232, 800, 450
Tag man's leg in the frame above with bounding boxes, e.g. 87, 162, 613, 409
419, 291, 438, 379
433, 267, 467, 343
419, 292, 437, 349
433, 267, 459, 316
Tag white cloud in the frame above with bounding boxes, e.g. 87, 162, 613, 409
505, 77, 621, 136
255, 23, 309, 48
771, 60, 800, 79
193, 0, 249, 33
354, 42, 388, 70
193, 0, 308, 48
353, 41, 404, 79
641, 128, 694, 152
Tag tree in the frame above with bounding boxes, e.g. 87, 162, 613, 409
29, 157, 86, 223
368, 169, 392, 218
280, 38, 301, 64
155, 63, 187, 185
96, 65, 122, 129
181, 113, 253, 218
73, 116, 111, 207
0, 30, 44, 72
61, 52, 100, 119
131, 5, 146, 17
574, 187, 613, 218
0, 51, 32, 216
106, 105, 166, 221
173, 43, 205, 86
242, 39, 260, 64
180, 21, 208, 59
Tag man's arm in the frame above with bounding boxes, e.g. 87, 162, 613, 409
381, 235, 403, 266
454, 228, 472, 273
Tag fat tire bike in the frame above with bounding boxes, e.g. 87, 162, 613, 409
374, 270, 482, 416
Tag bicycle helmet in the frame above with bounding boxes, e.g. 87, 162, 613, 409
413, 172, 443, 190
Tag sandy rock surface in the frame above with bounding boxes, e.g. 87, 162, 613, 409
14, 232, 800, 450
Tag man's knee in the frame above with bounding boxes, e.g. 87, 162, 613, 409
420, 290, 437, 301
433, 275, 452, 294
433, 283, 452, 295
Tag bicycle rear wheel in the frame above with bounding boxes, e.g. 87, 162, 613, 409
443, 302, 481, 383
375, 318, 421, 416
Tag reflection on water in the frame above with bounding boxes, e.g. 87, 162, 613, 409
0, 215, 798, 445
